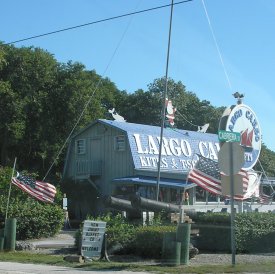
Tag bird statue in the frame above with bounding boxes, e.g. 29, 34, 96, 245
232, 92, 244, 104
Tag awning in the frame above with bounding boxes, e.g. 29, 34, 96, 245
113, 176, 196, 190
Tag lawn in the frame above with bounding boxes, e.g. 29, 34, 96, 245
0, 251, 275, 273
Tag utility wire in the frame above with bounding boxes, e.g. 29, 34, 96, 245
201, 0, 232, 91
201, 1, 274, 200
258, 159, 275, 195
4, 0, 193, 46
177, 109, 202, 129
43, 1, 141, 181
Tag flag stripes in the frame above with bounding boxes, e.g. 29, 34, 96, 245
188, 155, 249, 200
259, 193, 272, 204
12, 174, 56, 203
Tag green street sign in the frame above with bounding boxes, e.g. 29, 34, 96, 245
218, 130, 241, 142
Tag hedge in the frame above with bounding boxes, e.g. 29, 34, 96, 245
193, 212, 275, 253
0, 196, 64, 240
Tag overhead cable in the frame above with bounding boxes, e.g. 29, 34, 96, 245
201, 0, 232, 91
42, 1, 141, 181
4, 0, 193, 45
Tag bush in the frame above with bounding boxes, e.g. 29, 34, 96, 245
0, 165, 64, 240
76, 213, 178, 258
235, 212, 275, 253
133, 225, 177, 258
193, 212, 231, 251
75, 211, 275, 258
0, 196, 64, 240
76, 213, 137, 255
194, 212, 275, 253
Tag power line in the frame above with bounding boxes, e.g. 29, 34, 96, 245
43, 2, 141, 181
4, 0, 193, 46
201, 0, 232, 91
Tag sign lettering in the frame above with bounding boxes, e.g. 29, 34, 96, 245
81, 220, 106, 259
131, 133, 219, 171
221, 104, 261, 170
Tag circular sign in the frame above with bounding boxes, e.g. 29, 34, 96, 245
218, 142, 244, 175
219, 104, 261, 170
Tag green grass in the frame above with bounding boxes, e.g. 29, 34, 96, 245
0, 251, 275, 273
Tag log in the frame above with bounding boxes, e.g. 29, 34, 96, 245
130, 195, 180, 213
63, 255, 85, 263
104, 196, 140, 213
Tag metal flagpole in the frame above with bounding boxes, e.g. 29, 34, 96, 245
5, 157, 17, 221
156, 0, 174, 201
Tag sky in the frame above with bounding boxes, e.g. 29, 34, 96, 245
1, 0, 275, 152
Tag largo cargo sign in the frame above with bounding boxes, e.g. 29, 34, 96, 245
219, 103, 261, 170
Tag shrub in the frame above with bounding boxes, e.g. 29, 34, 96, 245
194, 212, 275, 253
0, 196, 64, 240
133, 225, 177, 258
76, 213, 178, 258
193, 212, 231, 251
75, 211, 275, 258
0, 165, 64, 240
76, 213, 137, 255
235, 212, 275, 253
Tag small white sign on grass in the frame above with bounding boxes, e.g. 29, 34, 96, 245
81, 220, 106, 259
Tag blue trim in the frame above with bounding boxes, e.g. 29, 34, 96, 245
113, 176, 196, 189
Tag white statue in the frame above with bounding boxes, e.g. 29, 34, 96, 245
108, 108, 126, 122
197, 123, 209, 133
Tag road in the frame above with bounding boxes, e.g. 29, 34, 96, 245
0, 262, 150, 274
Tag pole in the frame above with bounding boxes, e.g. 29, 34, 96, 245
179, 190, 184, 223
229, 143, 236, 265
156, 0, 174, 201
5, 157, 17, 222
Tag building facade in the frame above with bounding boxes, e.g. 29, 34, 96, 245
62, 119, 223, 219
62, 119, 274, 220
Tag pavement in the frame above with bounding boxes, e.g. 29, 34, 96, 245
27, 229, 77, 249
0, 262, 151, 274
0, 230, 151, 274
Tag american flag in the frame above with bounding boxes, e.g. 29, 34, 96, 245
12, 173, 56, 203
188, 155, 249, 200
258, 193, 273, 205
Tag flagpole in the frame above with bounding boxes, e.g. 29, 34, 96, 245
5, 157, 17, 221
156, 0, 174, 201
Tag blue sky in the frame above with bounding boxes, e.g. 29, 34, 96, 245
1, 0, 275, 152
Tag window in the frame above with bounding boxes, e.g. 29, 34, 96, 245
196, 186, 219, 203
196, 186, 206, 202
114, 135, 126, 151
76, 139, 86, 154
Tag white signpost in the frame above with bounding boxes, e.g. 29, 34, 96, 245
218, 134, 245, 266
218, 102, 262, 266
219, 141, 244, 175
81, 220, 106, 259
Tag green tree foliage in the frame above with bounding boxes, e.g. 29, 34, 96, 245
255, 144, 275, 177
117, 89, 161, 125
145, 77, 224, 133
0, 167, 63, 239
0, 44, 119, 179
0, 43, 274, 181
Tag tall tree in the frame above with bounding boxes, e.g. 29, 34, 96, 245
255, 144, 275, 177
0, 44, 121, 177
0, 44, 274, 180
146, 77, 224, 133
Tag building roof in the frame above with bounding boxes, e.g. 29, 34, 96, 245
98, 119, 218, 141
98, 119, 219, 174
